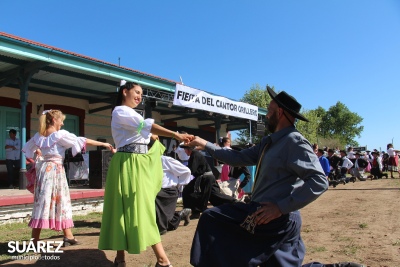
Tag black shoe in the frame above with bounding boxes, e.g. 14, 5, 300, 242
114, 258, 126, 267
326, 262, 366, 267
329, 180, 338, 188
155, 262, 172, 267
383, 173, 388, 178
178, 208, 192, 226
189, 211, 201, 220
159, 230, 167, 235
63, 237, 81, 247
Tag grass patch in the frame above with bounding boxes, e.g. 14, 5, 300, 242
358, 223, 368, 229
308, 246, 327, 253
392, 239, 400, 246
336, 236, 352, 242
0, 212, 103, 262
334, 241, 361, 256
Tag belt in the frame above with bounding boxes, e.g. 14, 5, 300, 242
117, 143, 148, 154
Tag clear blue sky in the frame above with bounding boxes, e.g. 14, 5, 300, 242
1, 1, 400, 151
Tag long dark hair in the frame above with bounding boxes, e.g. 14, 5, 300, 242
113, 81, 139, 112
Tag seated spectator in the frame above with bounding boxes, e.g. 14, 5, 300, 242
327, 148, 342, 186
369, 151, 388, 179
218, 138, 251, 200
339, 150, 354, 183
317, 148, 330, 178
350, 152, 368, 181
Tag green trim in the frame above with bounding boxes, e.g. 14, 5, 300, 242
137, 120, 144, 134
0, 37, 176, 92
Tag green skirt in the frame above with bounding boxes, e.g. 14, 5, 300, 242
98, 140, 165, 254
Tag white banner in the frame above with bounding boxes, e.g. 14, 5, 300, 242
173, 84, 258, 121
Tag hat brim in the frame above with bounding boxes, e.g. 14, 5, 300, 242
267, 87, 309, 122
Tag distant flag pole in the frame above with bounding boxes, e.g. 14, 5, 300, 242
180, 76, 184, 85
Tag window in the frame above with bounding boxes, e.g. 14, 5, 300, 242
63, 114, 79, 136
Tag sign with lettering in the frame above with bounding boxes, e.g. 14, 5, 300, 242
173, 84, 258, 121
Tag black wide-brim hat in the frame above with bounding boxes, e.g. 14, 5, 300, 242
267, 86, 309, 122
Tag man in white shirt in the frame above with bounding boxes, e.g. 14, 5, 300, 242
4, 129, 21, 189
156, 154, 193, 235
339, 149, 354, 183
175, 142, 190, 166
350, 152, 368, 181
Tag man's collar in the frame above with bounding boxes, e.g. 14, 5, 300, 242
269, 125, 296, 143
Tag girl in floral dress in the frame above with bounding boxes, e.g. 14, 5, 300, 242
22, 109, 113, 246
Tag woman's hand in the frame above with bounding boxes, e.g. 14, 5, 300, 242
175, 132, 194, 144
35, 149, 42, 157
102, 143, 114, 151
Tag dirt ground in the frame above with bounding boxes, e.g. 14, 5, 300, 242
3, 178, 400, 267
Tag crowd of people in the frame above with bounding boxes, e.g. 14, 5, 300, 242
11, 82, 375, 266
313, 144, 398, 187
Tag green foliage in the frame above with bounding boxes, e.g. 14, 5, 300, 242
296, 109, 321, 144
318, 101, 363, 147
240, 83, 272, 109
235, 84, 273, 145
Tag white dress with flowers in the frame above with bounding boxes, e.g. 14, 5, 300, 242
22, 130, 86, 231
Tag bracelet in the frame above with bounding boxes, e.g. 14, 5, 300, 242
171, 132, 176, 139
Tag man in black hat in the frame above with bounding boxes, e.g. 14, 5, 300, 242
187, 87, 364, 267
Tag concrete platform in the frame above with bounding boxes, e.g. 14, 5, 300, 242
0, 184, 105, 224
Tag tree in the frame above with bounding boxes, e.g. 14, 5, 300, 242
296, 109, 321, 144
234, 84, 272, 145
318, 101, 363, 147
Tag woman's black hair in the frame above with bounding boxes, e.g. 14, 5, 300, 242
113, 81, 139, 111
220, 137, 230, 147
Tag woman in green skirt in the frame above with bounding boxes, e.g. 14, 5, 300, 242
98, 80, 193, 267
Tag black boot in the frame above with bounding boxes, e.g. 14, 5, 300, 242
178, 208, 192, 226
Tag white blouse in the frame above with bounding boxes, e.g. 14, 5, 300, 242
22, 130, 86, 159
111, 105, 154, 149
387, 147, 397, 157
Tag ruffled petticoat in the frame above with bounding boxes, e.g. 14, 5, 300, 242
28, 156, 74, 231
